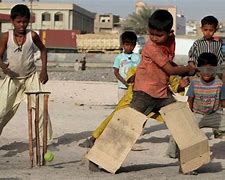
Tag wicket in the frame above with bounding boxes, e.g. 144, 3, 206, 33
25, 91, 50, 168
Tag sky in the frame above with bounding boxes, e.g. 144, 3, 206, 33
3, 0, 225, 21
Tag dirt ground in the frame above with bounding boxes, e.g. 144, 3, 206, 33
1, 80, 225, 180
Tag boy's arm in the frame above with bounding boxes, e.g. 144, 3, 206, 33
0, 33, 9, 74
220, 85, 225, 107
188, 43, 197, 67
177, 77, 189, 92
188, 61, 196, 68
169, 76, 189, 96
114, 68, 128, 87
162, 61, 196, 76
187, 97, 194, 111
217, 42, 224, 65
221, 100, 225, 107
32, 31, 48, 84
126, 66, 137, 84
217, 43, 225, 82
186, 80, 195, 111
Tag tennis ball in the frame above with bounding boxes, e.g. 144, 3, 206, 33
44, 151, 54, 162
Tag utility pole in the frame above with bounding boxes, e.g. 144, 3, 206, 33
23, 0, 39, 29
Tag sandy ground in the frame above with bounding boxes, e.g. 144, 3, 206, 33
1, 80, 225, 180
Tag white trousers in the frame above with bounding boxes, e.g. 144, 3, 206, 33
0, 72, 52, 140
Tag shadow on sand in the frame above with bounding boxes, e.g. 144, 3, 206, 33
211, 141, 225, 160
117, 162, 178, 173
118, 161, 224, 174
0, 131, 92, 157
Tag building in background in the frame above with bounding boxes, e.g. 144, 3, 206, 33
0, 2, 95, 33
94, 13, 121, 34
186, 20, 198, 36
176, 14, 186, 35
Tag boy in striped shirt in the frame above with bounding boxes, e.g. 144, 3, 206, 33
187, 53, 225, 116
188, 16, 224, 67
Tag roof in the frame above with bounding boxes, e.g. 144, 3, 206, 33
0, 13, 10, 22
0, 13, 35, 23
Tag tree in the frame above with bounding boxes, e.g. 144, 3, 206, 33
122, 7, 154, 34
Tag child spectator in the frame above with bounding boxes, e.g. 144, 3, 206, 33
74, 59, 80, 71
188, 15, 224, 67
188, 53, 225, 117
0, 4, 52, 139
113, 31, 141, 100
80, 56, 86, 71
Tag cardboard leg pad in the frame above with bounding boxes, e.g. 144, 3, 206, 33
85, 107, 148, 173
160, 102, 210, 173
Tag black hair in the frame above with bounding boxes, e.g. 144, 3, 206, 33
201, 16, 218, 28
10, 4, 30, 20
148, 9, 173, 33
197, 52, 218, 67
120, 31, 137, 44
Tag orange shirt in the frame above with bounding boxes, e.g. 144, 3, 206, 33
134, 36, 175, 98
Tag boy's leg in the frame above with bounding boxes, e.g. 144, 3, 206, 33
130, 91, 156, 115
152, 94, 178, 158
25, 72, 53, 141
166, 136, 178, 158
161, 102, 205, 175
178, 147, 198, 175
131, 91, 179, 156
94, 86, 133, 139
79, 112, 113, 148
0, 104, 20, 135
213, 129, 225, 139
81, 86, 134, 148
153, 92, 176, 110
92, 112, 115, 139
196, 111, 225, 138
0, 76, 23, 135
167, 110, 221, 173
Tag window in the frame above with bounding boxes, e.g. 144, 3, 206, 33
42, 12, 50, 21
54, 12, 63, 21
100, 16, 110, 23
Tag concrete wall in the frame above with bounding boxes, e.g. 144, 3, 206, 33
175, 37, 195, 55
46, 53, 187, 66
46, 37, 197, 65
47, 53, 115, 63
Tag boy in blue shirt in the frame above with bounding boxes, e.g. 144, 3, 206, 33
113, 31, 141, 100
